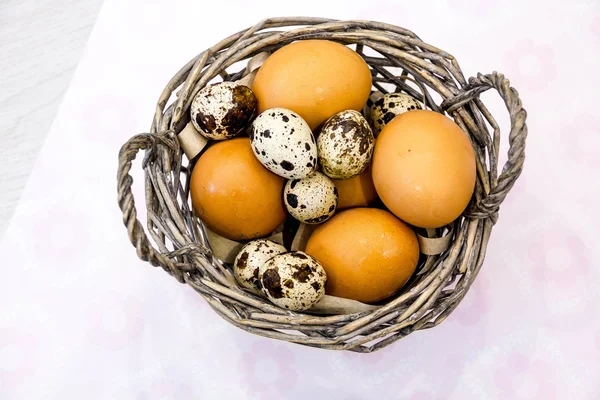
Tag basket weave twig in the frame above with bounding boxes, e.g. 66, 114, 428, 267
117, 17, 527, 352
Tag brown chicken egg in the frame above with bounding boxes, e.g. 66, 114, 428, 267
305, 208, 419, 304
252, 40, 372, 130
372, 110, 476, 228
333, 166, 379, 210
190, 138, 286, 241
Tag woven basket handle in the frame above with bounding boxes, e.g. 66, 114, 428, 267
443, 72, 527, 221
117, 131, 185, 282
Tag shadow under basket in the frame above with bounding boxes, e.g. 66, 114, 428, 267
117, 17, 527, 352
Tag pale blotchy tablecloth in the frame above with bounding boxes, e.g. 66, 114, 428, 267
1, 0, 599, 399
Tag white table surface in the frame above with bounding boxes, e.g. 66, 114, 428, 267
1, 0, 599, 399
0, 0, 103, 240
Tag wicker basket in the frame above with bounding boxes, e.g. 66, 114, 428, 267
117, 17, 527, 352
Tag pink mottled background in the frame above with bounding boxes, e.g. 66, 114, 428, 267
1, 0, 599, 399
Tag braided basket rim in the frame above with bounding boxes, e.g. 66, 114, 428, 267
117, 17, 528, 352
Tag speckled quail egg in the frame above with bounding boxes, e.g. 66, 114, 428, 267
317, 110, 375, 180
259, 251, 327, 311
362, 91, 383, 120
190, 81, 258, 140
370, 92, 422, 136
250, 108, 317, 179
234, 239, 287, 294
284, 172, 338, 224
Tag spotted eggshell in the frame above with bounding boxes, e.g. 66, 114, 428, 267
317, 110, 374, 180
362, 91, 384, 120
190, 81, 258, 140
284, 172, 338, 224
370, 92, 422, 136
233, 239, 287, 294
250, 108, 317, 179
259, 251, 326, 311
